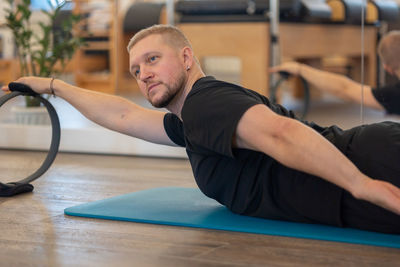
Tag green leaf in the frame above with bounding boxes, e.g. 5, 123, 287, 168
4, 0, 86, 106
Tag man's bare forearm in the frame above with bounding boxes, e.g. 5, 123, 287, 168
237, 105, 367, 197
272, 116, 366, 194
2, 76, 172, 145
257, 113, 400, 215
52, 79, 140, 134
299, 64, 363, 102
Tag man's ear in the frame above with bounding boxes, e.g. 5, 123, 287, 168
383, 63, 394, 76
182, 46, 194, 69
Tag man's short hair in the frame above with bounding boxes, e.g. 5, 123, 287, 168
127, 24, 193, 53
378, 31, 400, 72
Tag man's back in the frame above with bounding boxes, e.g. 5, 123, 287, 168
164, 76, 347, 226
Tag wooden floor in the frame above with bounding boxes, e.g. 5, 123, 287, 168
1, 150, 399, 267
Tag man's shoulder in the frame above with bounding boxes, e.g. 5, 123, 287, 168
371, 81, 400, 114
191, 76, 244, 93
372, 81, 400, 92
182, 78, 265, 126
189, 76, 263, 102
371, 81, 400, 101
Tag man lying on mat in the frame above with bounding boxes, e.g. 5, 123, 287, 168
272, 30, 400, 115
3, 25, 400, 234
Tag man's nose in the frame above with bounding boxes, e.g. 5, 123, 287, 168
139, 66, 153, 82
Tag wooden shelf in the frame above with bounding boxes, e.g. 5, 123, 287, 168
81, 41, 111, 51
178, 22, 378, 96
73, 0, 116, 95
76, 72, 111, 82
0, 59, 19, 86
79, 32, 110, 38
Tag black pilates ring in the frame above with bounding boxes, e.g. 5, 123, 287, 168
0, 82, 60, 197
270, 71, 310, 120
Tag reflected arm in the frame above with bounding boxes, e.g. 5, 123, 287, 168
271, 62, 384, 111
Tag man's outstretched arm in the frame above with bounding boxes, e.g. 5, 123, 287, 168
1, 77, 176, 146
271, 62, 384, 111
234, 104, 400, 215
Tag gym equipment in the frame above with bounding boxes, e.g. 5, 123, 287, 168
0, 83, 60, 197
366, 0, 399, 24
326, 0, 365, 23
65, 187, 400, 249
299, 0, 332, 21
123, 2, 165, 32
270, 71, 311, 120
175, 0, 332, 23
327, 0, 399, 24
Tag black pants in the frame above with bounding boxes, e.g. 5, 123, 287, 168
340, 121, 400, 234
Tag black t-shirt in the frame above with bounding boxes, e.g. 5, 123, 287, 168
164, 76, 348, 226
372, 81, 400, 115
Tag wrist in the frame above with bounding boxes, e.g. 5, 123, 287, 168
49, 77, 56, 97
49, 78, 64, 97
297, 63, 303, 76
349, 173, 371, 200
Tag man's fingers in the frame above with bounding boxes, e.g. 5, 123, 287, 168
269, 67, 280, 73
386, 184, 400, 214
361, 180, 400, 216
376, 182, 400, 215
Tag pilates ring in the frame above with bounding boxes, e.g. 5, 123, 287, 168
270, 71, 310, 120
0, 82, 60, 197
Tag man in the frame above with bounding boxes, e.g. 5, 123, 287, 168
271, 31, 400, 114
3, 25, 400, 234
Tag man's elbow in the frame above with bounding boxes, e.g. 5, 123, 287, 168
268, 116, 306, 151
272, 116, 295, 137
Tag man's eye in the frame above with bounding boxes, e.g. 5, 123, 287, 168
134, 69, 140, 77
149, 56, 157, 62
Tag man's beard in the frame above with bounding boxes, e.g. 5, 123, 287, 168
150, 72, 186, 108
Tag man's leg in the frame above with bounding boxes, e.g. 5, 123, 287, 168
341, 121, 400, 233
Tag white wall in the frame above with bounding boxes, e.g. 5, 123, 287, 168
0, 1, 14, 58
0, 1, 52, 59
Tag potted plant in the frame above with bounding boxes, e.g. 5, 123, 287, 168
4, 0, 84, 123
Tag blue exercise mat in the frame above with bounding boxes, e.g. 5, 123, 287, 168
64, 187, 400, 248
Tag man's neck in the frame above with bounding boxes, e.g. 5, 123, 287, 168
167, 69, 205, 119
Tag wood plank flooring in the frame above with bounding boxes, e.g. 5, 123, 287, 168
1, 149, 399, 267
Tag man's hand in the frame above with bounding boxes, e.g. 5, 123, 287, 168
1, 77, 53, 95
353, 178, 400, 216
270, 62, 302, 76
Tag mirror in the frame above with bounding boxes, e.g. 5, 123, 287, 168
0, 0, 399, 155
363, 0, 400, 126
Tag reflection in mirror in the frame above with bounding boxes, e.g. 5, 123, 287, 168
266, 0, 400, 128
357, 0, 400, 126
365, 0, 400, 125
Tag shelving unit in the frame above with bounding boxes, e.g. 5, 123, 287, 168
0, 59, 18, 86
73, 0, 116, 94
179, 22, 378, 96
73, 0, 168, 95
